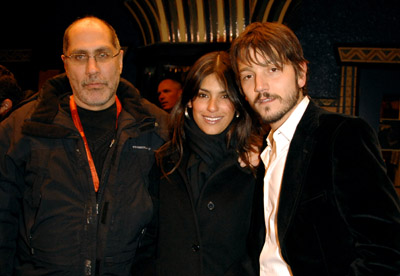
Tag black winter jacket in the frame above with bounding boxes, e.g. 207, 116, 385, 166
153, 149, 256, 276
0, 74, 168, 275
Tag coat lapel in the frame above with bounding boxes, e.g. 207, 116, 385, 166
277, 101, 322, 245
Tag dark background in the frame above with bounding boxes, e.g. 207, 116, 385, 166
0, 0, 399, 106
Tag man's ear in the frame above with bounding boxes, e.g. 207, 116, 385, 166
298, 62, 308, 88
0, 98, 13, 115
118, 49, 124, 74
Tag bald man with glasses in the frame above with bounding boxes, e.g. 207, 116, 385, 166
0, 16, 168, 275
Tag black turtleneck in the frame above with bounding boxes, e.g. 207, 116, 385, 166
77, 104, 117, 180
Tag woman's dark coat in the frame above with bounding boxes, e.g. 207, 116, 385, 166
154, 148, 256, 276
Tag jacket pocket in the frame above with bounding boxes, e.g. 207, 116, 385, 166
23, 173, 44, 242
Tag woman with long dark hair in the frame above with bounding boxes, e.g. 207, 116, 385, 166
151, 51, 263, 275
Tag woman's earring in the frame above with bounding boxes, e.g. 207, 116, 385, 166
235, 111, 240, 118
185, 106, 190, 119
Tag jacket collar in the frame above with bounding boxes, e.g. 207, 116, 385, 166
21, 73, 151, 138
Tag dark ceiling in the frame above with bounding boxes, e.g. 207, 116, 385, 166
0, 0, 141, 68
1, 0, 399, 99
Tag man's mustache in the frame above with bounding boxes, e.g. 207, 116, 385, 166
258, 92, 271, 98
82, 79, 107, 86
253, 92, 281, 105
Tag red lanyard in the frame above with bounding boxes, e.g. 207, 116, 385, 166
69, 95, 122, 192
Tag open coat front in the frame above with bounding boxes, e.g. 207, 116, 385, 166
249, 100, 400, 275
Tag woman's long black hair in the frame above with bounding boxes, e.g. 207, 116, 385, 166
156, 51, 264, 177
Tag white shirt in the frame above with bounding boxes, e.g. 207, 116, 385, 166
259, 96, 310, 276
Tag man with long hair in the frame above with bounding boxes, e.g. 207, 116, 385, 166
230, 22, 400, 276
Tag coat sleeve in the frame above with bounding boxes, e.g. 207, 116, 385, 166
0, 120, 23, 275
332, 117, 400, 275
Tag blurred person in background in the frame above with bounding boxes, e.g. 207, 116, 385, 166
0, 65, 25, 121
157, 78, 182, 112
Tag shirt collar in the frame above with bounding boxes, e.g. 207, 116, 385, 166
267, 96, 310, 148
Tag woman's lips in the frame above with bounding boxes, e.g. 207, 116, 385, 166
203, 116, 223, 124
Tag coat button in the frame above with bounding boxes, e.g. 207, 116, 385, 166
192, 244, 200, 252
207, 201, 215, 210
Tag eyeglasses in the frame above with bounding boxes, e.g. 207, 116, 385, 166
63, 50, 121, 65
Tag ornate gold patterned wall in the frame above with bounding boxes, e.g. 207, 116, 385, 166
124, 0, 294, 44
338, 47, 400, 64
337, 47, 400, 115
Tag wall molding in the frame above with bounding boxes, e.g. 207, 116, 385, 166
338, 47, 400, 64
335, 46, 400, 116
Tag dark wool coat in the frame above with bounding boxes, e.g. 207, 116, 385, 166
154, 149, 256, 276
0, 74, 168, 275
249, 100, 400, 275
